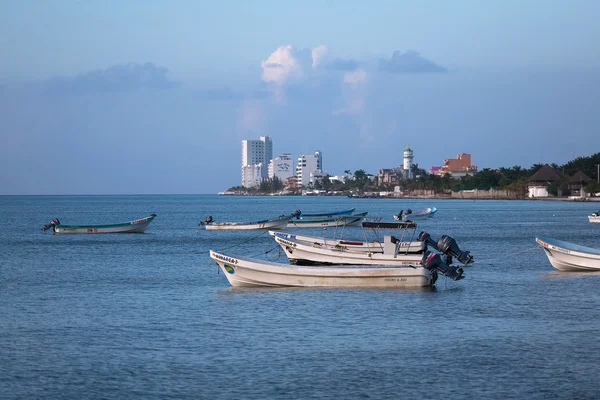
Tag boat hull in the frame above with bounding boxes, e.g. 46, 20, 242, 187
536, 236, 600, 271
210, 250, 433, 288
54, 215, 156, 234
589, 215, 600, 223
274, 236, 423, 266
205, 216, 291, 231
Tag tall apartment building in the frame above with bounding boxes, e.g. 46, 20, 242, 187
296, 151, 322, 187
268, 153, 294, 182
241, 136, 273, 187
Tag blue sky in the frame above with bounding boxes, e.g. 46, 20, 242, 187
1, 0, 599, 194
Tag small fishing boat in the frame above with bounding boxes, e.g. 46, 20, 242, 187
393, 207, 437, 221
209, 249, 464, 288
536, 236, 600, 271
269, 229, 424, 254
287, 212, 368, 229
589, 210, 600, 223
41, 214, 157, 234
200, 214, 292, 231
293, 208, 355, 219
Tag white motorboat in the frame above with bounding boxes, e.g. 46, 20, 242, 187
41, 214, 157, 234
200, 214, 292, 231
394, 207, 437, 221
287, 212, 367, 228
536, 236, 600, 271
209, 249, 465, 288
273, 230, 473, 267
269, 230, 425, 254
589, 210, 600, 223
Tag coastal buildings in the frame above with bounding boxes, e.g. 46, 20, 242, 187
241, 136, 273, 187
431, 153, 478, 177
296, 151, 322, 187
268, 153, 294, 182
527, 165, 592, 198
377, 146, 415, 186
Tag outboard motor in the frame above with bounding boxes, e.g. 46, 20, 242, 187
437, 235, 473, 265
199, 215, 214, 226
422, 251, 465, 281
418, 231, 474, 265
41, 218, 60, 232
292, 209, 302, 219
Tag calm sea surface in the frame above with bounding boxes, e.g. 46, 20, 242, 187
1, 195, 600, 399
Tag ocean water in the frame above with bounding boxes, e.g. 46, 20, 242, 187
1, 195, 600, 399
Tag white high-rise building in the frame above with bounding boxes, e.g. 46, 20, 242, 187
268, 153, 294, 181
296, 151, 322, 187
241, 164, 263, 188
403, 145, 414, 179
241, 136, 273, 187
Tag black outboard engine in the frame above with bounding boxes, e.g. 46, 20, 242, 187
418, 231, 474, 265
199, 215, 214, 226
422, 251, 465, 281
41, 218, 60, 232
292, 209, 302, 219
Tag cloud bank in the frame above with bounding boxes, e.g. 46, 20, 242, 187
46, 62, 179, 94
379, 50, 446, 73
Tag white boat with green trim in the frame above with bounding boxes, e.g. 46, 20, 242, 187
41, 214, 157, 234
200, 214, 293, 231
287, 212, 368, 228
210, 248, 464, 287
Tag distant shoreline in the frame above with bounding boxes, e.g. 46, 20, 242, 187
217, 193, 600, 202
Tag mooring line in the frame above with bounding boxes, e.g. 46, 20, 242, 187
215, 230, 269, 252
473, 246, 539, 265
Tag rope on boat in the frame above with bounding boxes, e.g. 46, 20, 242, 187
473, 246, 539, 265
215, 230, 269, 252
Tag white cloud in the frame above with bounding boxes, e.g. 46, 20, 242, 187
261, 45, 304, 86
312, 45, 328, 69
335, 68, 369, 115
343, 68, 368, 86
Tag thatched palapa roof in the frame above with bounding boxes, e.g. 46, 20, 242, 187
529, 165, 566, 182
569, 171, 592, 183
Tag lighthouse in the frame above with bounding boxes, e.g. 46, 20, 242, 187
403, 146, 414, 179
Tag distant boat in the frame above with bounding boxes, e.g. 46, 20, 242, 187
41, 214, 157, 234
589, 210, 600, 223
393, 207, 437, 221
210, 249, 464, 288
293, 208, 355, 219
536, 236, 600, 271
287, 212, 367, 229
200, 214, 292, 231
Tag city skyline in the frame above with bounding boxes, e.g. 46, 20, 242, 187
1, 1, 599, 194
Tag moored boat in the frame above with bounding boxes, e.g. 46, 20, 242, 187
269, 230, 424, 254
536, 236, 600, 271
41, 214, 157, 234
287, 212, 367, 229
209, 249, 464, 288
273, 230, 473, 267
394, 207, 437, 221
293, 208, 355, 219
200, 214, 293, 231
